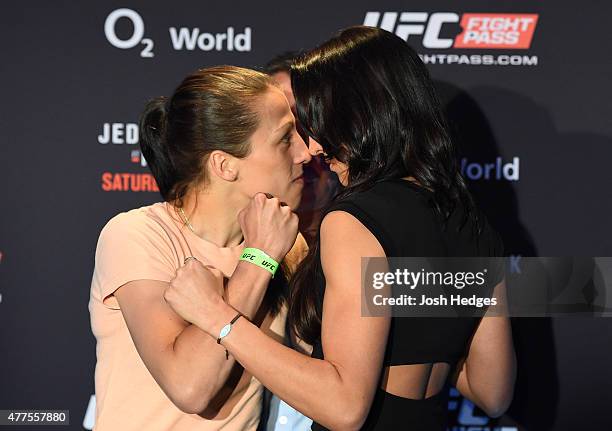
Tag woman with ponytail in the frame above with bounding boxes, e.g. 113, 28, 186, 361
89, 65, 311, 430
165, 27, 516, 430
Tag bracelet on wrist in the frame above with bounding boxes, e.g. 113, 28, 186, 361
217, 310, 245, 360
239, 247, 279, 277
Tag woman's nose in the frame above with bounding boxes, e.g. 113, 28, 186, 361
295, 134, 312, 164
308, 137, 324, 156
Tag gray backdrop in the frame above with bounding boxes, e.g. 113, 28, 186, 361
1, 1, 611, 430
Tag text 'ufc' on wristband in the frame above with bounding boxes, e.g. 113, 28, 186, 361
239, 247, 279, 277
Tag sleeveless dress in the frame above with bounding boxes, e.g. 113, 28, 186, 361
309, 179, 504, 431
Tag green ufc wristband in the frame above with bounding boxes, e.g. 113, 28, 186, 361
239, 247, 279, 277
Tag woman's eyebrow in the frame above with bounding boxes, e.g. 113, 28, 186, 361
274, 121, 295, 135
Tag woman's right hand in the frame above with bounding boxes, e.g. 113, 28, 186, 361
238, 192, 299, 263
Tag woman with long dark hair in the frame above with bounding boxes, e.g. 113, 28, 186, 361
165, 27, 516, 430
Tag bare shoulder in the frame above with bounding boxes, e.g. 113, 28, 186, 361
320, 210, 382, 251
319, 210, 386, 279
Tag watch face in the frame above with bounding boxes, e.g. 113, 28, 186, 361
220, 324, 231, 339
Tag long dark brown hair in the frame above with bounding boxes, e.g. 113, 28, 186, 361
287, 26, 480, 344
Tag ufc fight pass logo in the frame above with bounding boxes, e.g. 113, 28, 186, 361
364, 12, 538, 49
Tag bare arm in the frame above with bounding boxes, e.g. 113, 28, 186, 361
114, 260, 273, 414
114, 193, 300, 414
451, 280, 517, 417
196, 211, 391, 430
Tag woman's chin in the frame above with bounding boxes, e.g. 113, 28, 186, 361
333, 171, 349, 187
284, 186, 303, 210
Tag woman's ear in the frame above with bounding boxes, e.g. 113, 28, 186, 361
208, 150, 239, 182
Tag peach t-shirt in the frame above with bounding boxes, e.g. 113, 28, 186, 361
89, 201, 307, 431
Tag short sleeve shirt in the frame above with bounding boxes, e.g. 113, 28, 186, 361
89, 201, 307, 431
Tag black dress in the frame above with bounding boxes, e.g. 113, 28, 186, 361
310, 178, 504, 431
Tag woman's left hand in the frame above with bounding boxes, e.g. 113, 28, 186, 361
164, 258, 231, 336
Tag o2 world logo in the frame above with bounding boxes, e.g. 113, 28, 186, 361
104, 8, 252, 58
364, 12, 538, 49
